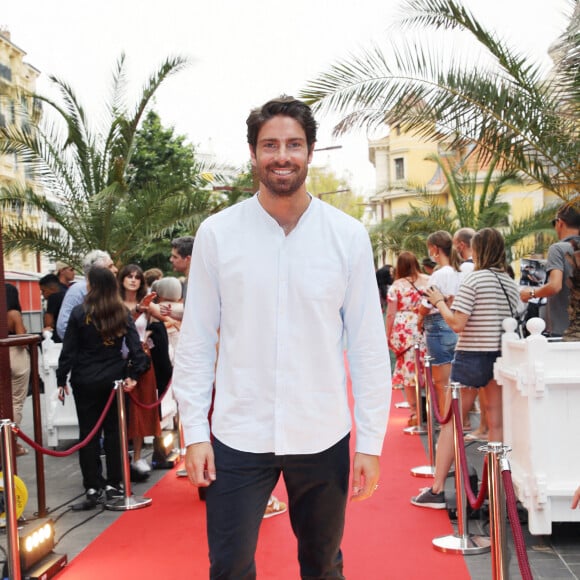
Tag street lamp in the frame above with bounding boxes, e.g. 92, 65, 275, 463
317, 188, 350, 200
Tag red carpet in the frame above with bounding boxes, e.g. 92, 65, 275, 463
58, 390, 471, 579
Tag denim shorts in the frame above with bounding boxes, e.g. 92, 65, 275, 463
450, 350, 501, 388
423, 312, 457, 365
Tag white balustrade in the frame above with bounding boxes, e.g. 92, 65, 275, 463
494, 318, 580, 534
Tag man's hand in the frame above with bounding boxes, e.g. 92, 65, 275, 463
185, 442, 216, 487
351, 452, 380, 502
520, 287, 534, 303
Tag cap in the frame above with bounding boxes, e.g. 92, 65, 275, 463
55, 261, 70, 272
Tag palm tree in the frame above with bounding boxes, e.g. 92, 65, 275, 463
369, 151, 557, 262
301, 0, 579, 202
0, 54, 213, 269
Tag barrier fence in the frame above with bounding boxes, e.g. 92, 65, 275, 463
1, 373, 173, 580
411, 343, 534, 579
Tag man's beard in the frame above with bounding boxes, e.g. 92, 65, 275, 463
256, 163, 308, 197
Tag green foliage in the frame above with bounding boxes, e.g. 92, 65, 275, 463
301, 0, 579, 201
306, 166, 364, 219
0, 54, 214, 270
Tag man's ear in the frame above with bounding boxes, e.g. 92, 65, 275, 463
249, 145, 257, 167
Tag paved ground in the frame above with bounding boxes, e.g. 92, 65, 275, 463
2, 395, 580, 579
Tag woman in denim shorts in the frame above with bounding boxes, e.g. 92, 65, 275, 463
411, 228, 520, 510
418, 231, 462, 416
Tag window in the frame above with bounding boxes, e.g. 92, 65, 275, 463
394, 157, 405, 180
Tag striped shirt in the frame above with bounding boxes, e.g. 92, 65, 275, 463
452, 269, 520, 351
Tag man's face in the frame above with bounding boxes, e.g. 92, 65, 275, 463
102, 258, 118, 275
250, 115, 313, 197
170, 249, 190, 274
59, 266, 76, 283
40, 285, 56, 299
452, 235, 465, 259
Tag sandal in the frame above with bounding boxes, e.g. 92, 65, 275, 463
407, 414, 418, 427
464, 431, 488, 442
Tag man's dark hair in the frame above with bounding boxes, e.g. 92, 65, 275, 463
6, 283, 21, 312
246, 96, 317, 152
39, 273, 61, 289
171, 236, 194, 258
557, 201, 580, 229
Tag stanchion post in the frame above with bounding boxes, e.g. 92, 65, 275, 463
105, 381, 152, 511
0, 419, 22, 580
486, 441, 510, 579
404, 344, 427, 436
411, 354, 436, 477
432, 383, 490, 555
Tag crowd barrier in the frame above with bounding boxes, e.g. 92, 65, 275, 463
494, 317, 580, 535
2, 376, 174, 580
408, 330, 536, 580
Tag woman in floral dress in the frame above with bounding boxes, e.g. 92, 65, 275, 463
386, 252, 429, 425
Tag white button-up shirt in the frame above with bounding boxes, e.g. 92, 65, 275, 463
172, 195, 391, 456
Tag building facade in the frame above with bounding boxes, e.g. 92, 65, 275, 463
0, 27, 43, 273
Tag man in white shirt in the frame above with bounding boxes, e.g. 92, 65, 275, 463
172, 96, 391, 579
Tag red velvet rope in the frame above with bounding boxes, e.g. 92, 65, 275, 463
127, 378, 173, 410
14, 387, 117, 457
425, 365, 453, 424
451, 398, 488, 509
502, 470, 534, 580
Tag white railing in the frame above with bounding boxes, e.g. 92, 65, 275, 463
494, 318, 580, 535
39, 331, 177, 448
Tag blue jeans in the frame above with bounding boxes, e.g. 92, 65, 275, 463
451, 350, 500, 388
206, 435, 350, 579
423, 312, 457, 365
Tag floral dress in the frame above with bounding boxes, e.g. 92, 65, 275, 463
387, 279, 427, 389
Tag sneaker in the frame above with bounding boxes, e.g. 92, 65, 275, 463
411, 487, 446, 509
263, 495, 287, 519
130, 465, 150, 483
133, 458, 152, 473
105, 485, 124, 501
71, 488, 102, 511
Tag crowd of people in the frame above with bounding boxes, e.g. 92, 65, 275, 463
4, 95, 580, 577
380, 205, 580, 513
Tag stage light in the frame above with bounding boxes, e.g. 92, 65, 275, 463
152, 429, 180, 469
19, 519, 55, 569
162, 432, 174, 449
18, 518, 67, 579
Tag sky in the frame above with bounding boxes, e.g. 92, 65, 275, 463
2, 0, 573, 196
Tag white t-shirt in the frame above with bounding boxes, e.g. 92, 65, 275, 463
422, 265, 461, 314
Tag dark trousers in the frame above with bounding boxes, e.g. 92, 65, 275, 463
206, 434, 350, 580
72, 381, 122, 490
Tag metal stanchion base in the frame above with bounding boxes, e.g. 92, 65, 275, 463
105, 495, 152, 511
432, 533, 490, 554
403, 425, 427, 435
395, 401, 411, 409
410, 465, 436, 477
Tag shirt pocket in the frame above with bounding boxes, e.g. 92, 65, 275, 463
301, 264, 345, 302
